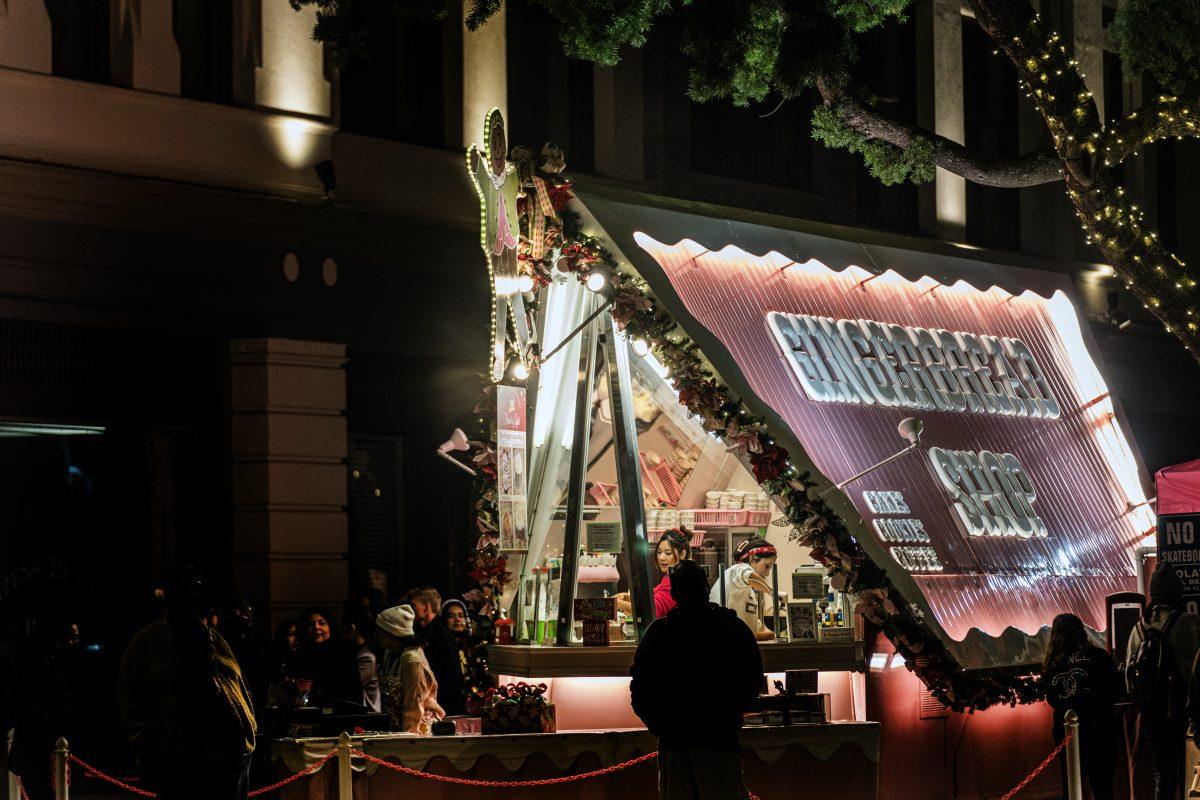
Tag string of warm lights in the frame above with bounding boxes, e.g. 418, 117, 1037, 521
977, 1, 1200, 360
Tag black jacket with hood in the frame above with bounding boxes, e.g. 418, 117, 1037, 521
630, 600, 763, 753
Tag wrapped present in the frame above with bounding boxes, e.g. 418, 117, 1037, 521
480, 683, 557, 735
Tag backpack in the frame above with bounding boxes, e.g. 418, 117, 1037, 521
1129, 609, 1184, 719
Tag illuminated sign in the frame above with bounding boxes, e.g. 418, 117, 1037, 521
766, 312, 1060, 419
928, 447, 1046, 539
866, 489, 943, 572
637, 231, 1151, 638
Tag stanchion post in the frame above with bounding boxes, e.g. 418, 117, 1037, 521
8, 729, 18, 800
1064, 710, 1082, 800
336, 732, 352, 800
53, 737, 68, 800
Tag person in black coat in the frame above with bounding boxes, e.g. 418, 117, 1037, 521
630, 560, 764, 800
292, 607, 362, 707
1042, 613, 1120, 800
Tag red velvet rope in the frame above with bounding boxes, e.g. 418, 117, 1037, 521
64, 750, 336, 799
58, 745, 768, 798
355, 748, 763, 798
998, 735, 1072, 800
353, 747, 656, 788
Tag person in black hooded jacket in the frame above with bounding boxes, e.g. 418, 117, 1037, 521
1042, 613, 1120, 800
630, 559, 763, 800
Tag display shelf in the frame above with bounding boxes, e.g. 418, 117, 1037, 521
646, 508, 773, 532
490, 639, 865, 678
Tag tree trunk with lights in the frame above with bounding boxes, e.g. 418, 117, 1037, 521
820, 0, 1200, 360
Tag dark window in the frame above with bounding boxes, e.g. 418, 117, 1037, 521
507, 1, 595, 173
689, 92, 817, 191
340, 9, 448, 147
174, 0, 234, 103
850, 17, 920, 234
963, 19, 1021, 250
45, 0, 111, 83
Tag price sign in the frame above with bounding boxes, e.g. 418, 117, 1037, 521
586, 521, 623, 553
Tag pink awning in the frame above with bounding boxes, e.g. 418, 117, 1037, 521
1156, 458, 1200, 515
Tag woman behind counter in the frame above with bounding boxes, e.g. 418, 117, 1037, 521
615, 528, 691, 618
376, 604, 445, 735
711, 537, 777, 641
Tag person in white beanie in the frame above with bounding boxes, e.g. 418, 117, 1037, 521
376, 605, 445, 734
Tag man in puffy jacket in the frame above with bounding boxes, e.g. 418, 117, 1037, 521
1125, 562, 1200, 800
630, 559, 763, 800
119, 568, 256, 800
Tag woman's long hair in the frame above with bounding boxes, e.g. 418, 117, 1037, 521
1042, 613, 1089, 672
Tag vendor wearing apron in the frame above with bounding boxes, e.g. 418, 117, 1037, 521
711, 537, 777, 641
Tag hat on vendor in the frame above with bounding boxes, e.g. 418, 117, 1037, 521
1150, 562, 1185, 607
733, 536, 777, 563
376, 604, 416, 638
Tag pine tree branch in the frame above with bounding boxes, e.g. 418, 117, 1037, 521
821, 90, 1063, 188
1100, 94, 1200, 166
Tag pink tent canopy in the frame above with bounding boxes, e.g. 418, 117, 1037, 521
1156, 458, 1200, 516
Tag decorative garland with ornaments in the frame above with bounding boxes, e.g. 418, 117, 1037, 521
462, 143, 1043, 714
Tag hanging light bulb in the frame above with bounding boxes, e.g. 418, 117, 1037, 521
632, 339, 650, 357
586, 270, 609, 293
517, 274, 535, 293
513, 361, 529, 380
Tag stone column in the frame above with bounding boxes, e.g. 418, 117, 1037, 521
110, 0, 181, 94
0, 0, 52, 73
462, 0, 506, 147
230, 338, 348, 632
915, 0, 966, 240
594, 52, 644, 183
256, 0, 331, 117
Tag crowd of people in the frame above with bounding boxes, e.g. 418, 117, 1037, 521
12, 549, 1200, 800
2, 567, 496, 800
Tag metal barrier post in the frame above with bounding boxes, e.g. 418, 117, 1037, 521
1064, 710, 1082, 800
336, 732, 352, 800
7, 729, 18, 800
53, 738, 68, 800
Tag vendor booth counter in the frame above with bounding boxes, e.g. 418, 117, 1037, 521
273, 723, 880, 800
272, 639, 874, 798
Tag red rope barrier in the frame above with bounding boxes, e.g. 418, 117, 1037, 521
68, 754, 155, 798
57, 745, 762, 798
353, 747, 657, 788
355, 748, 764, 797
247, 752, 338, 798
15, 776, 31, 800
998, 735, 1072, 800
64, 750, 336, 799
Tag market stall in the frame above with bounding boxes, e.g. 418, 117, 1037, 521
266, 109, 1154, 800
